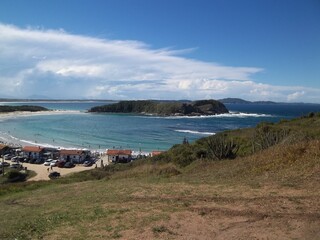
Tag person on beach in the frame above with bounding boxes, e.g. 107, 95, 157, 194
47, 167, 49, 172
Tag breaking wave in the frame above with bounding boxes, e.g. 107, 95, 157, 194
175, 130, 215, 135
141, 111, 273, 119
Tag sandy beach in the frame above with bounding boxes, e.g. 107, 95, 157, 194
0, 110, 82, 118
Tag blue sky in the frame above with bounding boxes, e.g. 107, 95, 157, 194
0, 0, 319, 102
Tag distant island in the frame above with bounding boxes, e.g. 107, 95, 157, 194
89, 100, 229, 116
0, 105, 48, 113
218, 98, 277, 104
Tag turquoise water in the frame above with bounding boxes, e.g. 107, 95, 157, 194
0, 101, 320, 152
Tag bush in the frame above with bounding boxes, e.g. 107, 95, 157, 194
5, 170, 27, 183
206, 134, 239, 160
252, 125, 290, 152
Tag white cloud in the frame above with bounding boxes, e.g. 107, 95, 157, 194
0, 23, 319, 103
287, 91, 305, 102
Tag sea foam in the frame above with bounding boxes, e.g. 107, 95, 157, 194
139, 111, 273, 119
175, 130, 215, 135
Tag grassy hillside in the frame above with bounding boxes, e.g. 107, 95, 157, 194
0, 113, 319, 239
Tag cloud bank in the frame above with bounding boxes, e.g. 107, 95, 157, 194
0, 23, 319, 102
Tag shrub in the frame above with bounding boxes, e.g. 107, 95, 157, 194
5, 170, 27, 183
206, 134, 239, 160
252, 125, 290, 152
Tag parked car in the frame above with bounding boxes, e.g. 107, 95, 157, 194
35, 159, 44, 164
44, 159, 53, 166
10, 163, 22, 169
50, 160, 58, 167
83, 161, 93, 167
18, 157, 27, 162
57, 161, 66, 168
3, 154, 13, 160
64, 162, 75, 168
28, 158, 36, 164
49, 171, 60, 179
11, 156, 19, 162
0, 162, 10, 167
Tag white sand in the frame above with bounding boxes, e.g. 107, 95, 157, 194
0, 110, 83, 120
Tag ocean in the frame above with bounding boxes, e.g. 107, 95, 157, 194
0, 101, 320, 152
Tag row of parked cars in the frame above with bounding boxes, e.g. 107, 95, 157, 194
3, 154, 75, 168
43, 159, 76, 168
3, 154, 96, 169
0, 160, 23, 169
2, 155, 23, 169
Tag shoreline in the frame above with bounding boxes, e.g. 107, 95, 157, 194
0, 110, 86, 150
0, 110, 83, 119
0, 110, 151, 155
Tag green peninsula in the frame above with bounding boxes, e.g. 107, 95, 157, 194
0, 105, 48, 113
89, 99, 229, 116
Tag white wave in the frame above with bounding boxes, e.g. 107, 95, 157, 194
140, 111, 273, 119
175, 130, 215, 135
227, 111, 272, 117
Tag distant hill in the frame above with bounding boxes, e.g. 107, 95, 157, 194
219, 98, 277, 104
218, 98, 251, 104
89, 99, 229, 116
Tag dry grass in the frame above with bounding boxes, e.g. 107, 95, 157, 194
0, 139, 319, 239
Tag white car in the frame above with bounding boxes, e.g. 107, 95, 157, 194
43, 159, 53, 166
50, 160, 58, 167
11, 156, 19, 162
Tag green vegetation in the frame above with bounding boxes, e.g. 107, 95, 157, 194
0, 169, 35, 184
89, 99, 229, 116
4, 170, 27, 183
0, 105, 48, 113
0, 113, 319, 239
